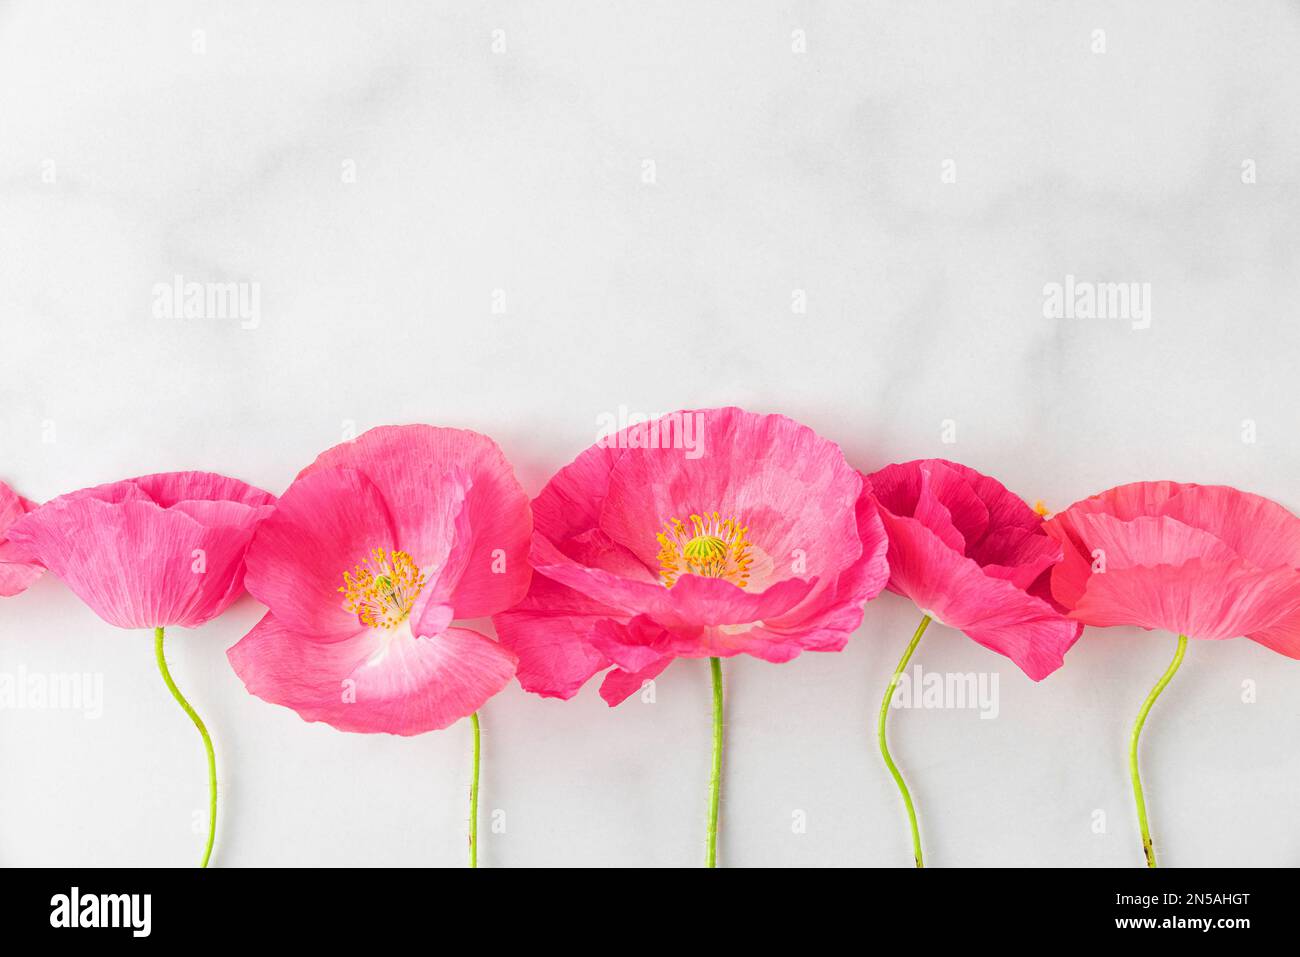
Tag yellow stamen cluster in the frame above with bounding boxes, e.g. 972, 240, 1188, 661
657, 512, 753, 588
1033, 500, 1051, 518
339, 547, 426, 630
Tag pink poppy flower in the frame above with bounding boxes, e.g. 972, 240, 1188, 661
1043, 482, 1300, 652
7, 472, 276, 627
228, 421, 527, 738
6, 470, 276, 868
494, 407, 890, 866
227, 425, 531, 866
496, 408, 889, 704
228, 425, 530, 736
863, 459, 1080, 867
1043, 481, 1300, 867
0, 480, 44, 597
868, 459, 1083, 681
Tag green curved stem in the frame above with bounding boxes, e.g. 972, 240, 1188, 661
153, 626, 216, 868
469, 711, 481, 868
878, 614, 931, 868
706, 657, 723, 868
1130, 634, 1188, 868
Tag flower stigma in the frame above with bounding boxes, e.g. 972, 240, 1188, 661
657, 512, 753, 588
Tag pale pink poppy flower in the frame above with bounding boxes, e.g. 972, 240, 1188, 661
494, 407, 890, 866
1044, 482, 1300, 652
227, 425, 531, 866
0, 480, 44, 597
864, 458, 1080, 867
1043, 481, 1300, 867
7, 470, 276, 867
228, 425, 530, 735
7, 472, 275, 627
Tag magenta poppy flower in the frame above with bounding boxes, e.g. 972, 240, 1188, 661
0, 480, 44, 597
864, 459, 1081, 866
1043, 481, 1300, 867
494, 407, 890, 866
227, 425, 531, 866
6, 471, 276, 867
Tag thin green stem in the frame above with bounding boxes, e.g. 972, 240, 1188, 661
153, 626, 216, 869
878, 614, 931, 868
469, 711, 481, 868
706, 656, 723, 868
1130, 634, 1188, 868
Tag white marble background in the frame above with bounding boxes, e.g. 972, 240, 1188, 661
2, 1, 1299, 867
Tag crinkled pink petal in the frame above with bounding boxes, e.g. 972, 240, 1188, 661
858, 461, 923, 520
0, 545, 42, 596
1054, 481, 1184, 523
413, 601, 455, 637
531, 438, 623, 545
8, 495, 265, 628
599, 656, 673, 706
1025, 565, 1063, 612
555, 526, 656, 582
869, 460, 991, 551
531, 533, 816, 628
51, 480, 151, 507
1045, 482, 1300, 650
744, 622, 852, 654
915, 462, 990, 551
227, 613, 516, 735
1045, 483, 1226, 598
1041, 515, 1097, 610
655, 574, 819, 629
1159, 485, 1300, 571
244, 467, 396, 641
168, 498, 280, 619
1246, 606, 1300, 658
494, 609, 614, 699
597, 408, 864, 585
1071, 557, 1300, 641
870, 459, 1055, 571
1070, 513, 1238, 571
0, 482, 34, 529
0, 481, 44, 596
587, 616, 670, 672
655, 623, 814, 663
131, 471, 276, 509
529, 533, 680, 614
878, 508, 1079, 680
492, 570, 628, 699
976, 525, 1063, 591
528, 436, 656, 581
408, 470, 473, 632
755, 484, 891, 647
300, 425, 532, 617
952, 462, 1044, 537
416, 462, 531, 622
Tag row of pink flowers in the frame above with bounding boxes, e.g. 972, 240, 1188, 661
3, 407, 1298, 866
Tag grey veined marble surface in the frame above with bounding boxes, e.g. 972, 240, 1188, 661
1, 1, 1298, 866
